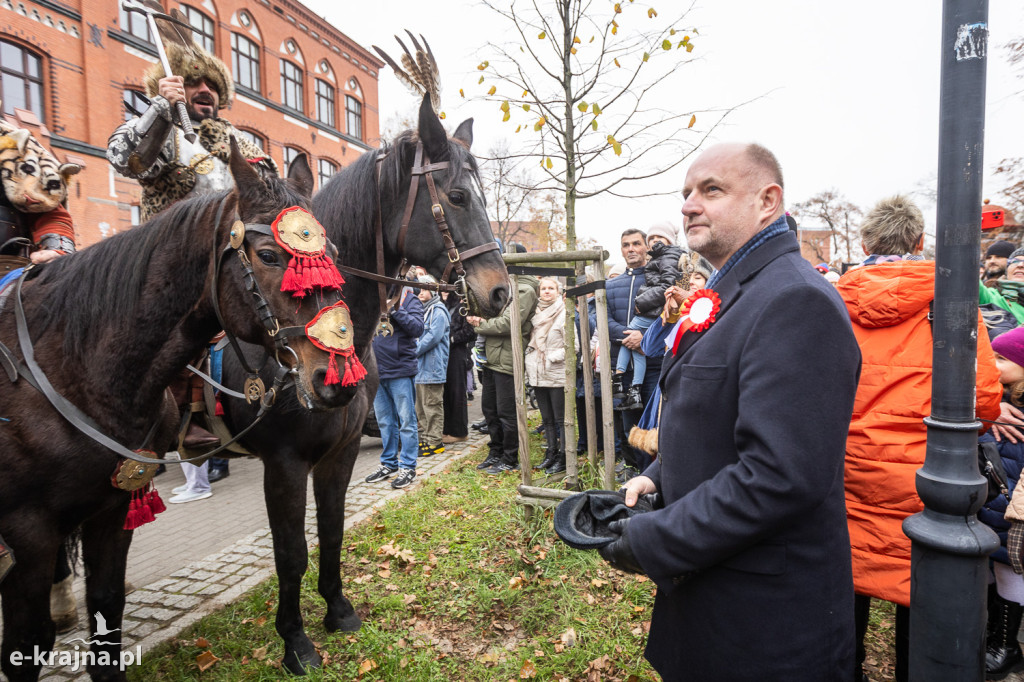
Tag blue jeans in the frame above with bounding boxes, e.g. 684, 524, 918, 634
615, 314, 655, 386
374, 376, 419, 470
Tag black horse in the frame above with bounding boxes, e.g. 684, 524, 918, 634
215, 94, 509, 673
0, 144, 358, 682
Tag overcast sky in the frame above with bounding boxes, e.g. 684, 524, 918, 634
305, 0, 1024, 262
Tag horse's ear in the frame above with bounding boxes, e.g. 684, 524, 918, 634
452, 118, 473, 150
417, 92, 448, 161
228, 136, 261, 189
287, 152, 314, 198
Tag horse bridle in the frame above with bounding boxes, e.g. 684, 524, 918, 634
333, 141, 500, 335
0, 197, 338, 467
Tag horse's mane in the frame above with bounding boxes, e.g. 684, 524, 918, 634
30, 191, 230, 357
313, 130, 480, 260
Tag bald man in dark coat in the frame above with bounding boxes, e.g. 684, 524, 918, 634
604, 143, 861, 680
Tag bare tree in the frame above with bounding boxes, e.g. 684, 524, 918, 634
791, 190, 864, 265
481, 140, 536, 247
475, 0, 736, 253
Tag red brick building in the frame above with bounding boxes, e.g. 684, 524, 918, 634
0, 0, 381, 247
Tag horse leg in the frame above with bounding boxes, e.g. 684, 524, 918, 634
0, 520, 59, 682
313, 439, 362, 633
80, 504, 132, 682
263, 455, 321, 675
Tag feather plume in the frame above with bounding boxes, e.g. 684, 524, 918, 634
373, 31, 441, 113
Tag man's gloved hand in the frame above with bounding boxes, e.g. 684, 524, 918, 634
598, 518, 645, 575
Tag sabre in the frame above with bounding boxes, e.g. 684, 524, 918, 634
121, 0, 198, 144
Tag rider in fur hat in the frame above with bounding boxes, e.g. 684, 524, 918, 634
106, 40, 278, 221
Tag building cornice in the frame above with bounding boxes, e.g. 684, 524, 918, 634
269, 0, 383, 71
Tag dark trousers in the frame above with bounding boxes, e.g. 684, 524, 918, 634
854, 594, 908, 682
481, 367, 518, 463
442, 358, 469, 438
535, 386, 565, 455
618, 360, 661, 471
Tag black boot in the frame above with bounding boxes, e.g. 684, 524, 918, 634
611, 373, 626, 400
535, 448, 557, 470
545, 449, 566, 475
615, 385, 643, 411
987, 594, 1024, 679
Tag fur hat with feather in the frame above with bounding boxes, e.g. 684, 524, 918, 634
142, 7, 233, 109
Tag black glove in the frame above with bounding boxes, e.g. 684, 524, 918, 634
598, 518, 645, 574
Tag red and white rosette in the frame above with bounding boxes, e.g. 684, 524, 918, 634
669, 289, 721, 355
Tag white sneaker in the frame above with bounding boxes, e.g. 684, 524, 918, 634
171, 484, 189, 495
168, 490, 212, 504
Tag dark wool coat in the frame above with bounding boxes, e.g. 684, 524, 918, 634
979, 430, 1024, 566
628, 232, 861, 681
633, 243, 685, 316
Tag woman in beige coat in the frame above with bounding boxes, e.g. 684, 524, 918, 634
525, 277, 567, 474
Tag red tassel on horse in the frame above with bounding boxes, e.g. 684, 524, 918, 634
306, 301, 361, 389
325, 352, 341, 386
271, 207, 345, 298
342, 351, 367, 387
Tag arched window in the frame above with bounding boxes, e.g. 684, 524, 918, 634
122, 89, 150, 122
231, 33, 260, 92
317, 158, 337, 189
181, 5, 215, 52
234, 129, 265, 152
282, 146, 306, 176
315, 79, 334, 128
280, 59, 303, 113
0, 41, 44, 120
345, 95, 362, 141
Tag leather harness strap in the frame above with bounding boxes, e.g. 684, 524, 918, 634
339, 142, 501, 333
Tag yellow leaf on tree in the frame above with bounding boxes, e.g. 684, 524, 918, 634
459, 88, 465, 98
502, 112, 510, 122
670, 28, 676, 35
523, 89, 529, 97
538, 31, 546, 39
534, 117, 546, 131
515, 125, 522, 133
589, 36, 595, 43
683, 35, 690, 43
642, 51, 650, 62
614, 58, 620, 67
607, 135, 622, 156
500, 100, 510, 112
612, 25, 618, 35
478, 76, 485, 84
686, 42, 694, 52
648, 7, 658, 17
592, 103, 602, 115
571, 47, 577, 54
574, 36, 581, 44
545, 158, 553, 169
614, 2, 622, 12
688, 114, 696, 128
487, 85, 497, 95
662, 39, 672, 50
522, 103, 531, 111
577, 101, 588, 112
591, 119, 598, 131
477, 61, 489, 70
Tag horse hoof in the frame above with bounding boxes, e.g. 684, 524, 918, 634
324, 610, 362, 633
282, 646, 322, 676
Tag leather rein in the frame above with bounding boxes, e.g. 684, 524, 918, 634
332, 141, 499, 335
0, 197, 331, 466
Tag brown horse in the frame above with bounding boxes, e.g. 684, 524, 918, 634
0, 143, 361, 681
214, 94, 509, 673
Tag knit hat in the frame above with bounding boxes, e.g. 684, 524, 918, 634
646, 221, 678, 246
145, 42, 234, 109
986, 240, 1017, 259
992, 326, 1024, 369
1010, 247, 1024, 261
608, 263, 625, 278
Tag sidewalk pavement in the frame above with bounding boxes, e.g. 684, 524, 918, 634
29, 401, 488, 681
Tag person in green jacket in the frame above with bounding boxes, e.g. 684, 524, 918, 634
467, 269, 540, 474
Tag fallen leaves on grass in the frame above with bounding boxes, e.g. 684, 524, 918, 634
195, 650, 219, 672
194, 637, 209, 649
357, 658, 378, 677
560, 627, 577, 648
520, 659, 537, 678
252, 645, 268, 661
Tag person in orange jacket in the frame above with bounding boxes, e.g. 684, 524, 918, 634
838, 195, 1003, 682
